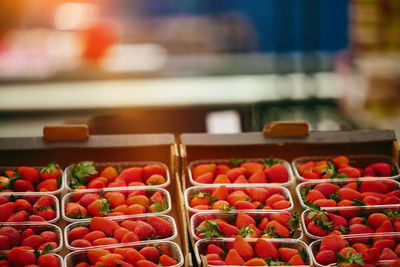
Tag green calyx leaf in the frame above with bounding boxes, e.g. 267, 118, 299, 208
338, 225, 349, 234
300, 185, 312, 203
265, 257, 289, 266
336, 251, 364, 265
237, 226, 255, 238
384, 208, 399, 220
298, 247, 308, 263
68, 208, 89, 219
264, 226, 283, 238
195, 191, 218, 204
196, 218, 224, 238
307, 202, 328, 220
70, 161, 97, 188
151, 197, 169, 213
229, 157, 246, 167
352, 199, 366, 206
321, 160, 336, 176
40, 162, 60, 173
328, 192, 341, 203
264, 156, 279, 168
314, 217, 333, 232
99, 199, 112, 215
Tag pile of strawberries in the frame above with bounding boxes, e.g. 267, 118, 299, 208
199, 236, 309, 266
67, 216, 174, 248
68, 161, 168, 189
191, 157, 290, 184
0, 163, 62, 193
65, 189, 169, 219
193, 211, 300, 239
0, 224, 60, 251
313, 233, 400, 266
0, 194, 57, 222
71, 243, 179, 267
1, 247, 60, 267
300, 179, 400, 208
304, 205, 400, 238
296, 155, 395, 180
188, 185, 292, 212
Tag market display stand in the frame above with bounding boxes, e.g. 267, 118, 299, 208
179, 129, 399, 266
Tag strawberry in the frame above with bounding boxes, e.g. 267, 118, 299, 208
143, 164, 166, 179
246, 188, 269, 203
216, 164, 230, 175
332, 156, 350, 169
92, 237, 118, 246
265, 220, 290, 237
314, 199, 337, 207
359, 180, 388, 194
83, 231, 106, 243
234, 175, 248, 183
232, 235, 254, 260
320, 234, 347, 252
314, 183, 340, 197
28, 215, 46, 222
206, 254, 222, 261
226, 167, 246, 182
224, 249, 245, 265
339, 188, 362, 201
87, 249, 110, 265
348, 224, 374, 242
0, 235, 9, 250
88, 199, 112, 217
227, 191, 250, 205
39, 231, 57, 244
240, 162, 264, 176
139, 246, 160, 263
18, 166, 40, 184
302, 171, 321, 179
328, 213, 348, 227
13, 179, 34, 192
21, 235, 44, 249
90, 217, 119, 235
254, 238, 278, 258
133, 221, 156, 239
305, 189, 326, 203
33, 196, 53, 212
218, 221, 240, 237
278, 247, 298, 262
247, 170, 267, 183
376, 220, 394, 233
70, 239, 91, 247
79, 193, 100, 208
234, 200, 256, 210
6, 210, 28, 222
307, 221, 329, 237
159, 255, 178, 266
136, 260, 158, 267
369, 162, 393, 177
68, 227, 90, 242
373, 239, 395, 254
212, 185, 229, 200
116, 248, 144, 265
87, 177, 107, 189
316, 250, 336, 265
384, 195, 400, 205
146, 174, 166, 186
14, 198, 33, 213
146, 216, 172, 238
194, 172, 214, 184
236, 212, 256, 227
207, 244, 224, 255
265, 163, 289, 183
337, 167, 361, 178
243, 258, 266, 266
192, 164, 216, 180
349, 217, 364, 225
363, 196, 382, 205
40, 163, 61, 180
379, 247, 398, 260
272, 200, 291, 209
8, 247, 37, 267
213, 174, 231, 184
119, 167, 143, 184
288, 254, 305, 265
36, 209, 56, 221
0, 226, 20, 248
212, 200, 231, 210
104, 192, 126, 208
37, 253, 59, 267
367, 213, 389, 228
36, 179, 58, 192
120, 232, 139, 243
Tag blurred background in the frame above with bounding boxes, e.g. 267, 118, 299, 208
0, 0, 399, 137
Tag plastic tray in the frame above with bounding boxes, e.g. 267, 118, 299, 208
309, 233, 400, 267
195, 238, 312, 267
0, 165, 64, 197
292, 154, 400, 183
0, 251, 63, 266
184, 184, 294, 215
61, 186, 171, 223
64, 161, 170, 191
301, 205, 400, 240
0, 222, 63, 253
64, 240, 183, 267
64, 214, 178, 250
296, 178, 400, 210
188, 158, 294, 188
190, 210, 303, 241
0, 192, 60, 224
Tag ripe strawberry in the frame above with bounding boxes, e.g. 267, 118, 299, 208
21, 235, 44, 249
192, 164, 216, 180
315, 250, 336, 265
320, 234, 347, 252
272, 200, 291, 210
104, 192, 126, 208
339, 188, 362, 201
288, 254, 305, 265
314, 183, 340, 197
265, 163, 289, 183
265, 194, 285, 207
139, 246, 160, 263
218, 221, 240, 237
21, 228, 34, 240
332, 156, 350, 169
348, 224, 374, 242
241, 162, 264, 176
6, 210, 28, 222
87, 177, 107, 189
79, 193, 100, 208
216, 164, 230, 175
0, 235, 9, 250
28, 215, 46, 222
108, 178, 127, 188
363, 196, 382, 205
143, 164, 166, 179
314, 199, 337, 207
213, 174, 230, 184
337, 167, 361, 178
92, 237, 118, 246
254, 238, 278, 258
90, 217, 119, 235
206, 254, 222, 261
120, 232, 139, 243
119, 167, 143, 184
376, 220, 394, 233
211, 200, 230, 210
14, 198, 33, 213
367, 213, 389, 229
359, 180, 387, 194
39, 231, 57, 244
265, 220, 290, 237
193, 172, 213, 184
269, 211, 293, 225
246, 188, 269, 203
17, 166, 40, 184
35, 208, 56, 221
234, 200, 256, 210
328, 213, 348, 227
136, 260, 157, 267
236, 212, 256, 227
247, 170, 267, 183
39, 163, 62, 180
307, 221, 329, 237
227, 191, 250, 205
349, 217, 364, 225
0, 226, 20, 248
146, 174, 166, 186
373, 239, 395, 254
226, 167, 246, 182
384, 195, 400, 205
8, 247, 36, 267
70, 239, 91, 247
337, 200, 360, 219
305, 189, 326, 203
159, 255, 178, 266
33, 196, 53, 212
13, 179, 34, 192
88, 199, 112, 217
232, 235, 254, 260
68, 227, 90, 242
207, 244, 224, 255
133, 221, 156, 239
234, 175, 248, 183
379, 248, 398, 260
146, 216, 172, 238
369, 162, 393, 177
212, 185, 229, 201
278, 247, 298, 262
224, 249, 245, 265
83, 231, 106, 243
87, 249, 110, 265
37, 253, 59, 267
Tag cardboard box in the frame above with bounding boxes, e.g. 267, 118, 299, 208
0, 133, 188, 263
179, 130, 399, 266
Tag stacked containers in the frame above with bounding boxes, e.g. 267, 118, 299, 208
62, 161, 183, 267
0, 163, 64, 266
184, 157, 313, 266
292, 154, 400, 266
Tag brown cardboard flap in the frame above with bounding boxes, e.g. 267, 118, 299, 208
263, 121, 309, 137
43, 125, 89, 141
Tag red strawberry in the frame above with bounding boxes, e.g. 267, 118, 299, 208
369, 162, 393, 177
33, 196, 53, 212
79, 193, 100, 208
232, 236, 254, 260
236, 212, 256, 227
246, 188, 269, 203
234, 175, 248, 183
0, 226, 20, 248
40, 163, 61, 180
70, 239, 91, 248
255, 238, 278, 258
339, 188, 362, 201
218, 222, 240, 237
348, 224, 374, 242
349, 217, 365, 225
241, 162, 264, 176
278, 247, 298, 262
314, 183, 340, 197
17, 166, 40, 184
212, 185, 229, 201
14, 199, 33, 213
367, 213, 389, 229
316, 250, 336, 265
13, 179, 35, 192
384, 195, 400, 205
207, 244, 224, 255
305, 190, 326, 203
0, 235, 9, 250
332, 156, 350, 169
8, 247, 37, 267
159, 255, 178, 266
119, 167, 143, 184
265, 194, 285, 207
337, 166, 361, 178
234, 200, 256, 210
90, 217, 119, 235
83, 231, 106, 243
136, 260, 158, 267
224, 249, 245, 265
379, 248, 398, 260
243, 258, 266, 266
216, 164, 230, 175
376, 220, 394, 233
213, 174, 231, 184
194, 172, 213, 184
364, 166, 377, 177
40, 231, 57, 243
146, 216, 172, 238
36, 179, 58, 192
272, 200, 291, 210
265, 164, 289, 183
36, 209, 56, 221
21, 235, 44, 249
314, 199, 337, 207
0, 202, 15, 222
120, 232, 139, 243
226, 167, 246, 182
328, 213, 348, 227
139, 246, 160, 263
65, 203, 88, 219
133, 221, 156, 239
373, 239, 395, 254
288, 254, 305, 265
143, 164, 166, 179
320, 234, 347, 252
265, 220, 290, 237
92, 237, 118, 246
302, 171, 320, 180
192, 163, 216, 180
68, 227, 90, 242
37, 254, 59, 267
363, 196, 382, 206
247, 170, 267, 183
359, 180, 388, 194
307, 221, 329, 237
6, 210, 28, 222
